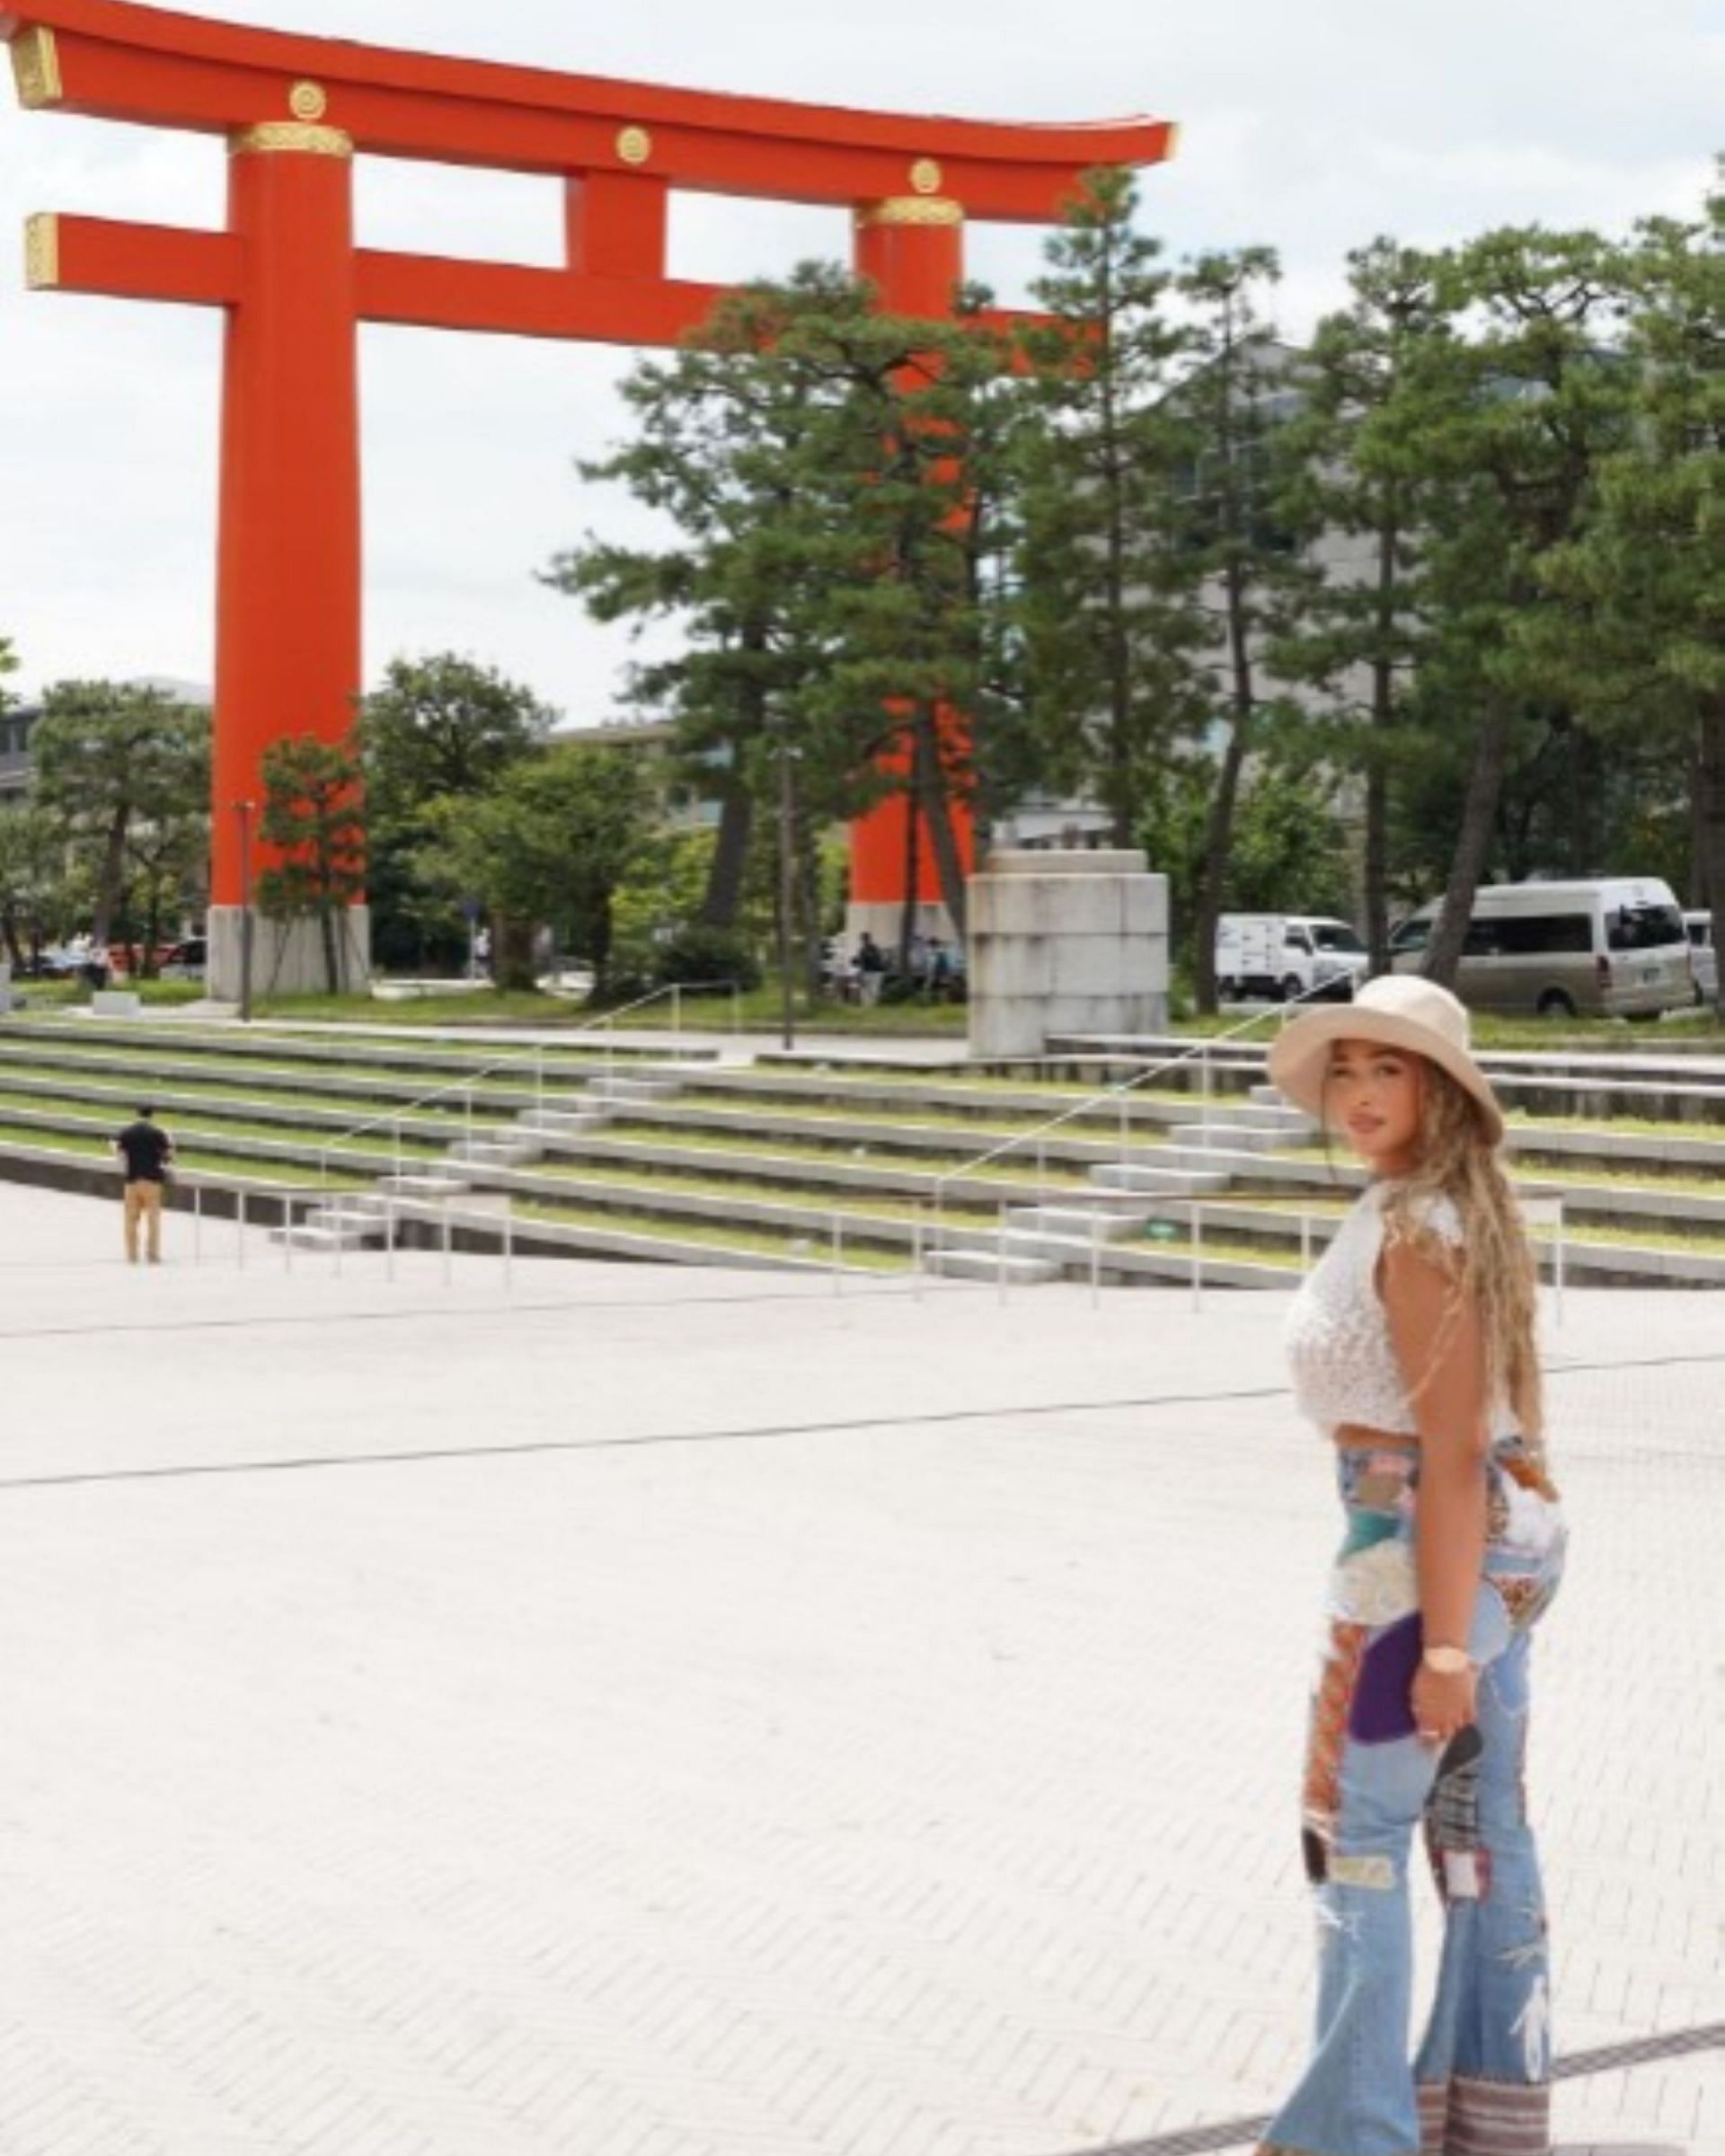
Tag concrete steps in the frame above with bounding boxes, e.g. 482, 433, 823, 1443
271, 1192, 392, 1251
924, 1249, 1063, 1285
1166, 1122, 1300, 1152
582, 1072, 687, 1106
2, 1013, 1723, 1288
447, 1135, 544, 1168
517, 1108, 613, 1138
1002, 1206, 1152, 1243
1090, 1162, 1234, 1197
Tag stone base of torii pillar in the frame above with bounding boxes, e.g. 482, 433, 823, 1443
208, 905, 371, 1003
966, 850, 1169, 1059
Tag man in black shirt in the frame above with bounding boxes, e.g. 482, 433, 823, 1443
114, 1103, 174, 1265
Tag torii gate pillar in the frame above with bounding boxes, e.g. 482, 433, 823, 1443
211, 122, 367, 994
5, 1, 1175, 1001
846, 197, 970, 955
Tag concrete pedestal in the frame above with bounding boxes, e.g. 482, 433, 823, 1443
968, 850, 1168, 1059
209, 905, 370, 1003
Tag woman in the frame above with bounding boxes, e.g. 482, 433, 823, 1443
1257, 975, 1566, 2156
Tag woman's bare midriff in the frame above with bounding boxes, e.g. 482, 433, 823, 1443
1333, 1421, 1420, 1452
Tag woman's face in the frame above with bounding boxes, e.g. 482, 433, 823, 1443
1324, 1038, 1424, 1174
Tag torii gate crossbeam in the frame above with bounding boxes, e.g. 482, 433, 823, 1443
4, 0, 1176, 994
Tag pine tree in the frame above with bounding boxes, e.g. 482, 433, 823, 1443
1177, 246, 1308, 1012
257, 733, 367, 994
1408, 227, 1634, 986
1013, 167, 1205, 848
31, 682, 209, 950
550, 267, 1018, 950
1270, 241, 1450, 968
1543, 170, 1725, 1005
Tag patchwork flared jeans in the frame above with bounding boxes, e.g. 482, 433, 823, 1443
1260, 1441, 1566, 2156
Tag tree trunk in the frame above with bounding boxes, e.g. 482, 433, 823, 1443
1696, 694, 1725, 1016
318, 899, 341, 996
700, 776, 754, 930
1364, 755, 1388, 976
142, 879, 164, 979
589, 890, 615, 1002
1422, 703, 1512, 988
915, 711, 969, 942
799, 822, 823, 1000
1192, 715, 1251, 1014
495, 915, 535, 992
1191, 561, 1256, 1014
1, 906, 23, 970
92, 806, 128, 949
1366, 518, 1398, 973
897, 741, 921, 976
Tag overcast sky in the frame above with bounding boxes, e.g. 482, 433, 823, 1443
2, 0, 1721, 718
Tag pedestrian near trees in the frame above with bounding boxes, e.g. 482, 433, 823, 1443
114, 1103, 174, 1266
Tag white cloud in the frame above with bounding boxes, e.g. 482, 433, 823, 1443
2, 0, 1720, 713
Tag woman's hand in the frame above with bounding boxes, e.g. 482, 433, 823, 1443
1411, 1662, 1476, 1746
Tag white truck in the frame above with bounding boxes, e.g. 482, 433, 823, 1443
1216, 914, 1369, 1004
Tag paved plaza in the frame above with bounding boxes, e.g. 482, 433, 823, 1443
0, 1181, 1719, 2155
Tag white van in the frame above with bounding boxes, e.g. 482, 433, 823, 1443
1216, 914, 1369, 1003
1684, 911, 1716, 1004
1389, 878, 1692, 1019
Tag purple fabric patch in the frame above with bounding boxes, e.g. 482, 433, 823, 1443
1348, 1612, 1422, 1743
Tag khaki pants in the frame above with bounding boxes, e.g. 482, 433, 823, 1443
123, 1180, 164, 1263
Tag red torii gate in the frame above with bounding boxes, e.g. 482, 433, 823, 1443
4, 0, 1175, 991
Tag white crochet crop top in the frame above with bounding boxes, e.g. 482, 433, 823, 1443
1284, 1180, 1517, 1442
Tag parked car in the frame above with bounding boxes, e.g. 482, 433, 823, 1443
1216, 913, 1369, 1003
158, 936, 207, 980
1389, 878, 1693, 1019
1685, 910, 1716, 1005
14, 946, 78, 979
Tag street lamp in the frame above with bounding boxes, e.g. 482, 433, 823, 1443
232, 797, 256, 1022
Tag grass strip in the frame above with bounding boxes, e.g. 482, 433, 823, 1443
594, 1121, 1101, 1187
0, 1123, 362, 1189
526, 1157, 997, 1224
0, 1095, 447, 1161
512, 1197, 910, 1271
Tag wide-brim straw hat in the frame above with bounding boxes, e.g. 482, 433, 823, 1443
1266, 975, 1505, 1147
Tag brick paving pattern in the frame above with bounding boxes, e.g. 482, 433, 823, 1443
0, 1185, 1717, 2154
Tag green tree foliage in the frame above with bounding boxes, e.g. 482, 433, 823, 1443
1543, 169, 1725, 1004
1015, 166, 1206, 846
357, 653, 554, 972
415, 740, 656, 994
359, 652, 553, 821
120, 808, 208, 977
0, 804, 70, 968
1271, 241, 1451, 967
1177, 246, 1312, 1012
256, 732, 367, 994
1140, 756, 1355, 965
1405, 228, 1634, 985
548, 266, 1019, 951
30, 681, 209, 948
0, 638, 18, 710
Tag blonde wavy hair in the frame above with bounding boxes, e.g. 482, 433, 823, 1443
1374, 1057, 1546, 1460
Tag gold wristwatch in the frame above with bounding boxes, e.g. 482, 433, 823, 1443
1422, 1645, 1471, 1676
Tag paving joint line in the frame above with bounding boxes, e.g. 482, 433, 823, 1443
4, 1344, 1724, 1495
1052, 2021, 1725, 2156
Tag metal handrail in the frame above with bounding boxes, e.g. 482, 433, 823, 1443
311, 976, 744, 1197
923, 978, 1354, 1266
